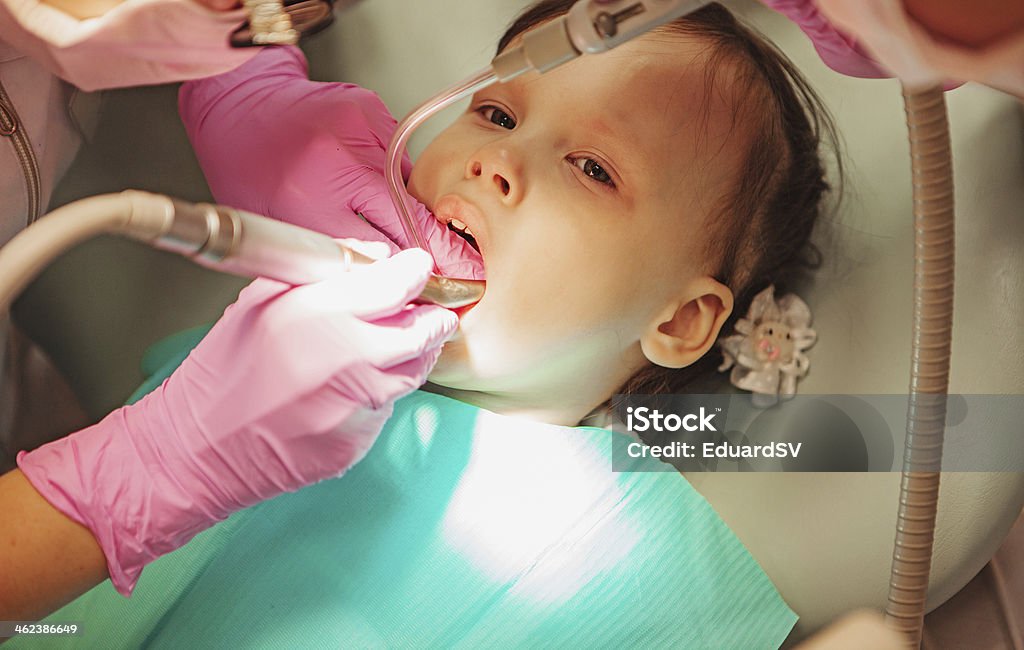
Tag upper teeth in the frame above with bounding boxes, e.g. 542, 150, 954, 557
449, 218, 474, 237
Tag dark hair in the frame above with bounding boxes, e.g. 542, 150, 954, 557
500, 0, 840, 399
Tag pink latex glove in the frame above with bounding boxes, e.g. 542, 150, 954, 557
17, 247, 457, 596
761, 0, 892, 79
0, 0, 256, 91
179, 45, 485, 282
810, 0, 1024, 94
764, 0, 1024, 93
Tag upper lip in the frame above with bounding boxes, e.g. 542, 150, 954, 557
433, 193, 488, 259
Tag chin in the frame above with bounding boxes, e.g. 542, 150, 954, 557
427, 339, 511, 393
428, 340, 470, 387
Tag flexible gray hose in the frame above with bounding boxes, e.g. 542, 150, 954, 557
0, 193, 141, 312
884, 84, 955, 647
0, 191, 484, 314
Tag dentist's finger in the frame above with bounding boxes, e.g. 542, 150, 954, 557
340, 344, 448, 409
378, 346, 448, 404
309, 247, 434, 320
348, 176, 485, 281
337, 238, 392, 261
346, 304, 458, 368
379, 304, 460, 365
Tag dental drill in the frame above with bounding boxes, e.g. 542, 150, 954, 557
0, 191, 481, 313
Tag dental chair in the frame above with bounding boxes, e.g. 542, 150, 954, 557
12, 0, 1024, 643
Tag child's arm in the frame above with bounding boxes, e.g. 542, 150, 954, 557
178, 46, 484, 280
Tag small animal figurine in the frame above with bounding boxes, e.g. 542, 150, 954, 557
718, 285, 817, 407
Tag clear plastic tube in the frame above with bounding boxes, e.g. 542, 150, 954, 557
383, 66, 497, 273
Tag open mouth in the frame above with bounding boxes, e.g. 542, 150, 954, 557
447, 218, 480, 253
431, 193, 486, 284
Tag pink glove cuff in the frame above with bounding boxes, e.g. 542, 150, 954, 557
17, 389, 389, 597
17, 407, 160, 596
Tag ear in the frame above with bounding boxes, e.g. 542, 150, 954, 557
640, 277, 734, 369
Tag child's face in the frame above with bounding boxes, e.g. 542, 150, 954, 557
408, 32, 738, 422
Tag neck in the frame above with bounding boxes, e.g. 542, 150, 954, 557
423, 340, 649, 427
421, 382, 599, 426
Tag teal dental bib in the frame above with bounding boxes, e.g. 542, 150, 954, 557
15, 326, 796, 649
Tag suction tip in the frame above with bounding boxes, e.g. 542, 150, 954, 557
418, 276, 486, 308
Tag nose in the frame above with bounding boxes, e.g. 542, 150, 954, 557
465, 145, 522, 204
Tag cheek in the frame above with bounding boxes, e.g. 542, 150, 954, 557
586, 221, 684, 320
407, 151, 438, 202
408, 128, 469, 202
436, 247, 638, 383
495, 225, 656, 337
433, 195, 695, 384
407, 141, 452, 202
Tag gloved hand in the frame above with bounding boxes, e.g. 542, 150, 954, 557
178, 45, 486, 282
812, 0, 1024, 93
17, 246, 457, 596
0, 0, 257, 91
763, 0, 1024, 94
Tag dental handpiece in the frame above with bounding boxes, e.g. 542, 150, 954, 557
0, 191, 483, 314
385, 0, 711, 270
146, 196, 482, 308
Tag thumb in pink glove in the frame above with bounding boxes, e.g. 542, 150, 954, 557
17, 246, 457, 596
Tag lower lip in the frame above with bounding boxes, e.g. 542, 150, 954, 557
451, 297, 482, 320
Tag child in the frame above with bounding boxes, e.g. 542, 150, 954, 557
180, 0, 834, 428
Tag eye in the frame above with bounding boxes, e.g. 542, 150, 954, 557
568, 155, 615, 189
767, 328, 774, 336
478, 105, 516, 130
